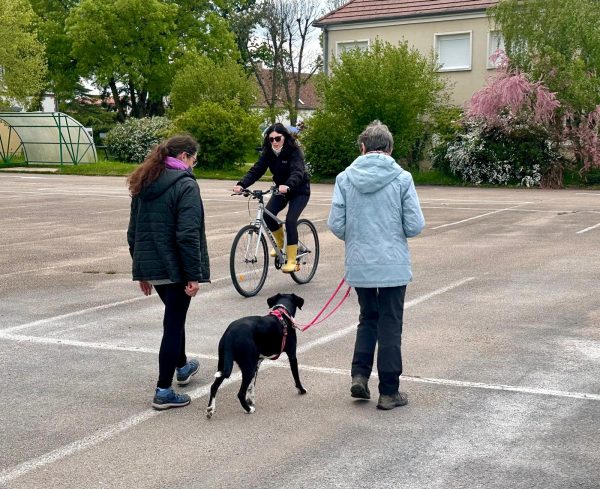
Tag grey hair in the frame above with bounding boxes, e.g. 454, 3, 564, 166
357, 120, 394, 153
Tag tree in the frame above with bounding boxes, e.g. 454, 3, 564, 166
248, 0, 322, 125
493, 0, 600, 113
303, 40, 447, 176
29, 0, 79, 106
0, 0, 47, 104
66, 0, 179, 120
169, 53, 257, 116
492, 0, 600, 174
170, 0, 239, 62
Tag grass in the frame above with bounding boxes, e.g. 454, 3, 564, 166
1, 159, 598, 189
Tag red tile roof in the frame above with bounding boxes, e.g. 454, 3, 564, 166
254, 69, 320, 110
315, 0, 498, 26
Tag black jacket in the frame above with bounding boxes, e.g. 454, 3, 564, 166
127, 169, 210, 283
237, 145, 310, 196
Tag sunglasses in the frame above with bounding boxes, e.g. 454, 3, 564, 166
269, 136, 283, 143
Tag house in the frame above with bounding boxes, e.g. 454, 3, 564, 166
252, 68, 320, 127
314, 0, 503, 107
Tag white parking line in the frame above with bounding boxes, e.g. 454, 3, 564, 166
1, 275, 232, 334
576, 222, 600, 234
0, 278, 474, 484
283, 364, 600, 402
422, 199, 533, 204
431, 206, 524, 230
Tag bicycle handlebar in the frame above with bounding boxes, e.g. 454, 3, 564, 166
231, 185, 279, 199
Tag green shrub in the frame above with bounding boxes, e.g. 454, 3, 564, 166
175, 101, 262, 170
302, 40, 447, 177
105, 117, 173, 162
169, 53, 257, 116
439, 119, 563, 187
302, 110, 357, 177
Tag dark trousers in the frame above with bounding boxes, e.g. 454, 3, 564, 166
264, 193, 310, 245
352, 286, 407, 396
154, 283, 191, 389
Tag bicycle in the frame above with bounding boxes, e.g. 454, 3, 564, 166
230, 186, 320, 297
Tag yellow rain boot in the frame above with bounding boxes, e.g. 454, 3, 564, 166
282, 244, 298, 273
270, 226, 285, 257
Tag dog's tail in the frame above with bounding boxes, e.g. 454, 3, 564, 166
215, 335, 234, 379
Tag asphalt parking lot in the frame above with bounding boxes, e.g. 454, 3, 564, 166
0, 173, 599, 488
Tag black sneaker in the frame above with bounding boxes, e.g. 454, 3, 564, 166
152, 388, 191, 410
350, 375, 371, 400
377, 391, 408, 410
176, 358, 199, 385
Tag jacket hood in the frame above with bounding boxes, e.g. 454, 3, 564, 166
138, 169, 194, 201
346, 153, 403, 193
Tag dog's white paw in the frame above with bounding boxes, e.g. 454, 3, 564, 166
206, 407, 214, 419
245, 406, 256, 414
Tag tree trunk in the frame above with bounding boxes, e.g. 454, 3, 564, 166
109, 79, 126, 121
129, 82, 138, 118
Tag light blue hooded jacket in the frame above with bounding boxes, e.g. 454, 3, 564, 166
327, 153, 425, 288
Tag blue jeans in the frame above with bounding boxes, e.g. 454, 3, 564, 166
351, 286, 407, 396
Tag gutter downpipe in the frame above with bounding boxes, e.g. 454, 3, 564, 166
322, 26, 329, 76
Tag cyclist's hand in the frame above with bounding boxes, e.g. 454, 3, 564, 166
278, 185, 290, 194
233, 185, 243, 194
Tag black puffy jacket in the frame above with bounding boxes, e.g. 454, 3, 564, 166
237, 145, 310, 196
127, 169, 210, 283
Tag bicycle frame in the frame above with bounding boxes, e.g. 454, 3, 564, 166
238, 186, 312, 266
251, 201, 286, 263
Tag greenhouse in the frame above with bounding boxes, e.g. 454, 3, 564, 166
0, 112, 97, 165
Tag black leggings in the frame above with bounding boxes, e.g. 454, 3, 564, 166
154, 283, 191, 389
264, 193, 310, 245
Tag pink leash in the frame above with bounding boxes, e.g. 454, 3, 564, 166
295, 278, 352, 332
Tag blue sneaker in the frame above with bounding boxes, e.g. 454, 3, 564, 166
176, 358, 200, 385
152, 388, 191, 410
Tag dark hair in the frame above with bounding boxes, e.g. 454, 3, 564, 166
261, 122, 299, 155
127, 134, 199, 196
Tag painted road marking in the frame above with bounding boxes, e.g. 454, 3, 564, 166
0, 278, 474, 484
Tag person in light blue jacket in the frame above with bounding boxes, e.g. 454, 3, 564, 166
328, 120, 425, 410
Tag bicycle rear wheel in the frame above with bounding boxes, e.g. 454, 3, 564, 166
291, 218, 319, 284
230, 225, 269, 297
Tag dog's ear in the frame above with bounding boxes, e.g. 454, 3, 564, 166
291, 293, 304, 310
267, 293, 282, 308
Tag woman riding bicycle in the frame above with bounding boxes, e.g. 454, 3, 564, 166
233, 123, 311, 273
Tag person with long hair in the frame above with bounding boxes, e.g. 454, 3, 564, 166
233, 122, 311, 273
127, 134, 210, 410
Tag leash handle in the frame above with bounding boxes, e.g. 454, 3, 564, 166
297, 278, 352, 332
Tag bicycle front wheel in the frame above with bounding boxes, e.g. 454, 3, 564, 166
230, 225, 269, 297
291, 218, 319, 284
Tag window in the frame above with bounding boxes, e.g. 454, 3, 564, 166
336, 40, 369, 56
435, 32, 472, 71
487, 31, 505, 68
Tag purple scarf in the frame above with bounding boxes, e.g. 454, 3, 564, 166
164, 156, 188, 171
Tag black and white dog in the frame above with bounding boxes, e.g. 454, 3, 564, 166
206, 293, 307, 418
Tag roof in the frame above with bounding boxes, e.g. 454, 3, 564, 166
314, 0, 498, 27
253, 68, 320, 110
